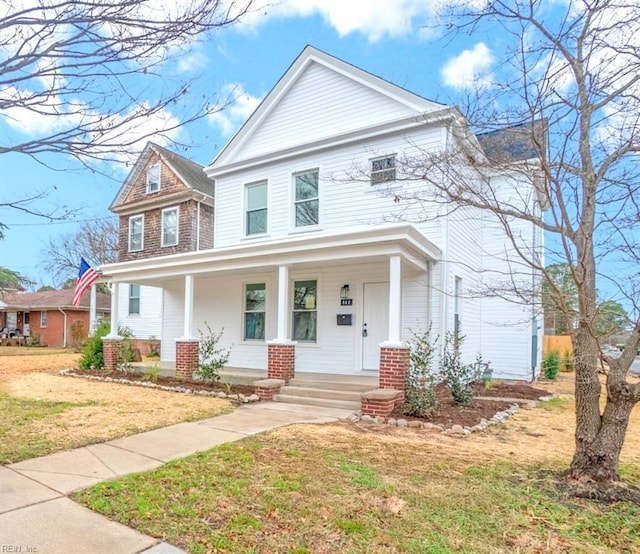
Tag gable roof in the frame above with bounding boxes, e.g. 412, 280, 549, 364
210, 45, 447, 169
110, 142, 214, 210
0, 290, 111, 311
476, 120, 548, 164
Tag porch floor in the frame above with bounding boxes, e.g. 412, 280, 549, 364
130, 362, 379, 388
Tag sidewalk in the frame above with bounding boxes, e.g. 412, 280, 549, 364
1, 401, 355, 554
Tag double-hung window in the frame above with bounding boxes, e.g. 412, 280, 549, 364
294, 170, 319, 227
162, 207, 178, 247
246, 182, 267, 235
147, 162, 160, 193
370, 155, 396, 184
244, 283, 266, 340
128, 215, 144, 252
292, 280, 317, 342
129, 284, 140, 316
40, 311, 47, 328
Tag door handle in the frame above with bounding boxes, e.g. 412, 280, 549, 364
362, 323, 368, 337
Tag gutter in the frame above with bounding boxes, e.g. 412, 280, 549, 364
58, 307, 68, 348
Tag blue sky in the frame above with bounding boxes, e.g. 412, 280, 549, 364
2, 1, 503, 288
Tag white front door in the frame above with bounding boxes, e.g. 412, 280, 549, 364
362, 282, 389, 370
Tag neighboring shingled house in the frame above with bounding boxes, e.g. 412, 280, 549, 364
0, 290, 110, 347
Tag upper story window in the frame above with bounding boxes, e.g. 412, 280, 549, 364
162, 207, 178, 247
129, 284, 140, 315
294, 170, 319, 227
370, 155, 396, 185
244, 283, 266, 340
128, 214, 144, 252
246, 181, 267, 236
147, 162, 161, 193
292, 279, 317, 342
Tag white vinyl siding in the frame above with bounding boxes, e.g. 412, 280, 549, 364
128, 215, 144, 252
162, 207, 179, 247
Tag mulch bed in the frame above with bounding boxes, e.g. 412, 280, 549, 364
390, 382, 551, 429
68, 369, 551, 429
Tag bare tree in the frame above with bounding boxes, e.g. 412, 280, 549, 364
41, 217, 118, 286
0, 0, 255, 226
397, 1, 640, 489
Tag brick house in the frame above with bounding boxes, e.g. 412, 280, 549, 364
0, 290, 110, 347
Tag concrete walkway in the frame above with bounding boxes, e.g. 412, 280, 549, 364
1, 401, 354, 554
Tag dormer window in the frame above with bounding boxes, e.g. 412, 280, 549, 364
147, 162, 160, 193
370, 155, 396, 185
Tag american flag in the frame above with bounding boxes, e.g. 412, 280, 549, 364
73, 258, 100, 307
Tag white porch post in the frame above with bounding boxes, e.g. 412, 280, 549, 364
275, 264, 289, 341
89, 283, 97, 336
387, 255, 402, 345
182, 274, 195, 339
108, 282, 119, 337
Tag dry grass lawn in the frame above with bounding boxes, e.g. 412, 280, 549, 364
0, 348, 232, 462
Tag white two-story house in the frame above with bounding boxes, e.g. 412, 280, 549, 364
100, 46, 544, 395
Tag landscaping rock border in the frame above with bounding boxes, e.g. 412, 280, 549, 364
59, 369, 260, 403
348, 396, 554, 436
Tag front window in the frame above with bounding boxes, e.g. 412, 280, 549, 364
246, 182, 267, 235
292, 279, 317, 342
370, 155, 396, 185
129, 215, 144, 252
40, 311, 47, 328
147, 162, 160, 193
162, 207, 178, 247
129, 284, 140, 316
244, 283, 266, 340
294, 170, 319, 227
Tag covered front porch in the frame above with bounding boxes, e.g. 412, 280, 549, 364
101, 224, 441, 404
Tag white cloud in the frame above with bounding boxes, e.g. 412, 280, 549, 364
440, 42, 495, 90
208, 84, 262, 136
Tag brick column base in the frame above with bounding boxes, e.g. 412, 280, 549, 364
176, 340, 199, 380
254, 378, 285, 401
102, 338, 122, 371
267, 342, 295, 383
379, 345, 410, 402
361, 388, 400, 417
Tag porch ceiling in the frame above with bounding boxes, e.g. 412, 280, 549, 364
100, 223, 441, 285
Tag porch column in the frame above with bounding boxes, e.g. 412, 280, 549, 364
267, 264, 295, 383
378, 255, 409, 399
89, 283, 97, 336
176, 274, 198, 380
102, 282, 122, 370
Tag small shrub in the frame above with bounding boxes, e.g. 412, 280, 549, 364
195, 322, 231, 383
147, 363, 159, 383
405, 329, 439, 417
78, 321, 111, 370
561, 349, 575, 372
440, 332, 483, 405
543, 350, 561, 380
147, 335, 160, 358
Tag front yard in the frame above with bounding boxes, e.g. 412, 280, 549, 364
0, 348, 232, 463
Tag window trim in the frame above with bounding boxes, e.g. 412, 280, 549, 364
128, 214, 144, 252
128, 284, 141, 316
243, 282, 266, 341
292, 278, 318, 343
161, 206, 179, 247
370, 154, 397, 185
245, 181, 268, 237
146, 162, 161, 193
40, 311, 47, 328
292, 169, 320, 229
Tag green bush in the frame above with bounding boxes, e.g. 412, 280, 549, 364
543, 350, 561, 380
561, 349, 575, 372
78, 321, 111, 370
405, 329, 439, 417
440, 331, 483, 405
194, 322, 231, 383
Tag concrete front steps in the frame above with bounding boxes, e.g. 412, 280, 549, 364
273, 375, 377, 410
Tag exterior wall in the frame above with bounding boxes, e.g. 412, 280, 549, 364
214, 128, 444, 249
29, 309, 92, 348
117, 284, 163, 340
160, 261, 430, 375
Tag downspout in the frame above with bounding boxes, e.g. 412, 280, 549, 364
196, 199, 201, 250
439, 126, 451, 344
58, 307, 68, 348
531, 217, 539, 382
